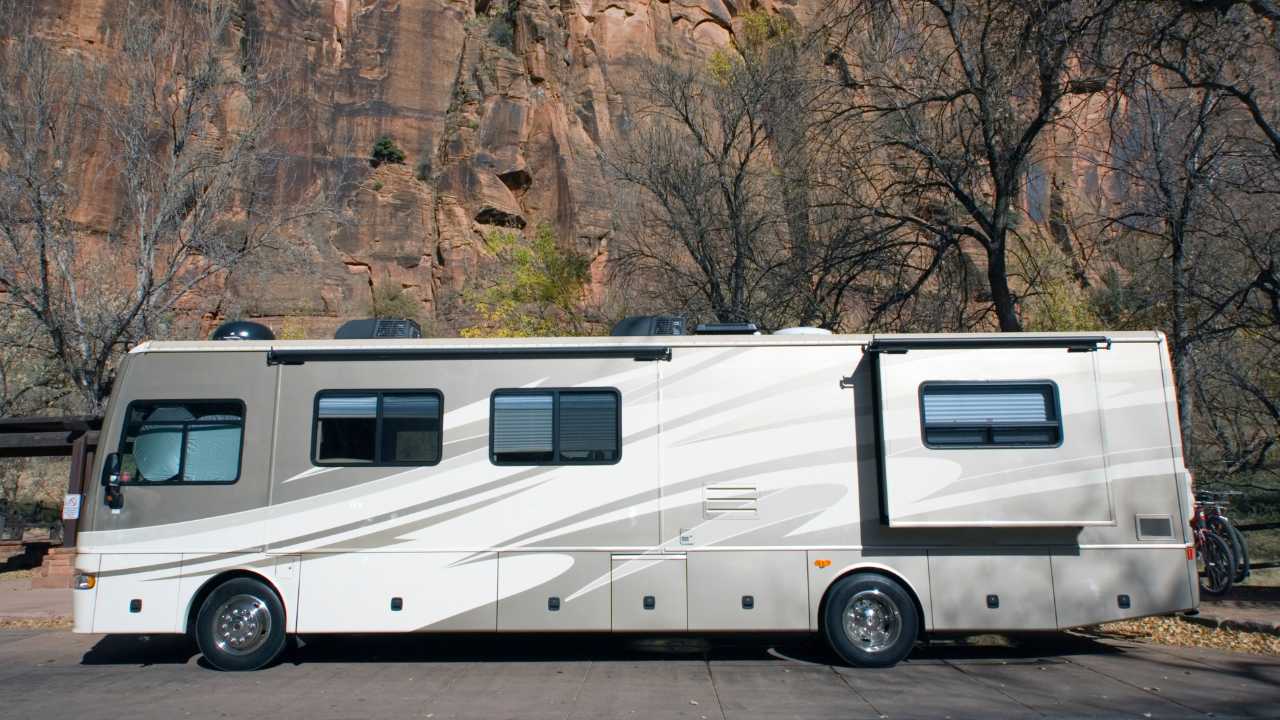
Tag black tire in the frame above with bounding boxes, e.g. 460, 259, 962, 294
1197, 532, 1234, 596
195, 577, 287, 671
1207, 517, 1248, 584
822, 573, 919, 668
1227, 524, 1250, 583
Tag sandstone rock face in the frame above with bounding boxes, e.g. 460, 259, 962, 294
31, 0, 1102, 337
34, 0, 815, 336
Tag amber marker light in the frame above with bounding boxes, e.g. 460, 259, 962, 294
814, 559, 832, 569
74, 574, 95, 590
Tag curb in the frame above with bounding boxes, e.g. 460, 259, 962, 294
1181, 612, 1280, 636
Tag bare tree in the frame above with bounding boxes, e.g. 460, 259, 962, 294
610, 14, 921, 330
820, 0, 1125, 331
0, 0, 322, 411
610, 57, 791, 326
1097, 14, 1280, 485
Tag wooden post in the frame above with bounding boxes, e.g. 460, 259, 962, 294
63, 433, 90, 548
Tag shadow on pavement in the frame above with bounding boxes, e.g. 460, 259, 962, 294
80, 630, 1123, 668
81, 633, 199, 666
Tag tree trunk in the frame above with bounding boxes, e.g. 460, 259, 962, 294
986, 241, 1023, 332
1170, 228, 1194, 463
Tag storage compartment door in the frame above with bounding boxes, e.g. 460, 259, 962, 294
498, 552, 611, 631
1052, 548, 1195, 628
928, 552, 1056, 630
611, 555, 687, 630
687, 551, 808, 630
877, 347, 1114, 527
296, 552, 497, 632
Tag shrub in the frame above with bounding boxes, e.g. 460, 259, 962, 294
369, 282, 420, 321
460, 224, 594, 337
370, 136, 406, 167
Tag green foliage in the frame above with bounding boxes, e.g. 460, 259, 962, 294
707, 10, 793, 83
1019, 237, 1101, 332
369, 282, 420, 321
1022, 274, 1102, 331
488, 15, 514, 49
371, 180, 383, 192
461, 224, 594, 337
370, 136, 406, 167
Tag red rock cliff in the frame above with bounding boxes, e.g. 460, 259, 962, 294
35, 0, 820, 336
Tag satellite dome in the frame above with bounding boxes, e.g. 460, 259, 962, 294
210, 320, 276, 341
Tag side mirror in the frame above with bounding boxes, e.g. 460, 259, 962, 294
101, 453, 124, 510
100, 453, 121, 487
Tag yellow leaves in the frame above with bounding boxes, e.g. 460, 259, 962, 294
460, 223, 593, 338
707, 50, 734, 84
706, 10, 794, 83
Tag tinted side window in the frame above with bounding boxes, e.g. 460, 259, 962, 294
118, 400, 244, 483
381, 393, 442, 464
920, 382, 1061, 448
313, 391, 443, 466
559, 391, 619, 462
490, 389, 620, 465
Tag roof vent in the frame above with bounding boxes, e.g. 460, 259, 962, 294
334, 318, 423, 340
610, 315, 687, 336
774, 327, 833, 336
695, 322, 759, 335
210, 320, 276, 341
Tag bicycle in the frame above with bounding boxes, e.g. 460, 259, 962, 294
1192, 498, 1235, 595
1197, 491, 1251, 584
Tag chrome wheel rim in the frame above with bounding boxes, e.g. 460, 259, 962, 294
212, 594, 271, 656
843, 589, 902, 654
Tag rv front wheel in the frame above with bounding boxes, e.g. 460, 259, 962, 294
822, 573, 918, 668
195, 577, 287, 671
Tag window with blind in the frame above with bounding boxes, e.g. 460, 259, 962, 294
490, 389, 620, 465
117, 400, 245, 483
919, 382, 1062, 448
313, 390, 443, 466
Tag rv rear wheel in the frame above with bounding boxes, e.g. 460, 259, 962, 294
822, 573, 918, 668
195, 577, 287, 671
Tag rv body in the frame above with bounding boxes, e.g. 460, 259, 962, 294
72, 332, 1197, 667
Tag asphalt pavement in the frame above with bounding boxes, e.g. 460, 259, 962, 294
0, 629, 1276, 719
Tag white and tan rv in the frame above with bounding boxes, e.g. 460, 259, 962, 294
71, 322, 1198, 670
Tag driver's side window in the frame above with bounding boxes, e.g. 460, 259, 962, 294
118, 400, 245, 484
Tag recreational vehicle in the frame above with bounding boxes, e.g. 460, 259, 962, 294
71, 322, 1198, 670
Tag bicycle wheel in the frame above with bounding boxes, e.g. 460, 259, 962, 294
1209, 516, 1250, 584
1198, 532, 1234, 596
1227, 523, 1250, 583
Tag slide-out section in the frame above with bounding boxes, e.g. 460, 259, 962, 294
875, 344, 1114, 527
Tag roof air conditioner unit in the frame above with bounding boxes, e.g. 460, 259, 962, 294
694, 322, 759, 335
610, 315, 687, 336
334, 318, 423, 339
